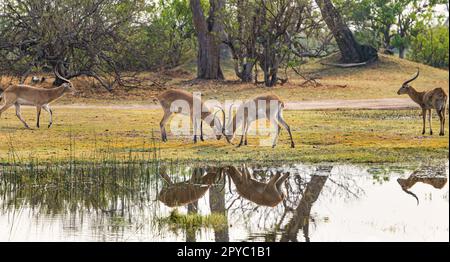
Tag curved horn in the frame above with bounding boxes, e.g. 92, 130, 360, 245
225, 103, 235, 144
221, 108, 226, 133
54, 63, 71, 83
402, 68, 419, 86
214, 106, 232, 144
227, 103, 234, 130
402, 188, 419, 205
214, 106, 226, 132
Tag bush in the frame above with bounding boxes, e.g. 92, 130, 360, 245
408, 26, 449, 69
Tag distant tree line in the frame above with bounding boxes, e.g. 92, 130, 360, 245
336, 0, 448, 67
0, 0, 447, 91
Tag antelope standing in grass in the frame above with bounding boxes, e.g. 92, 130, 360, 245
157, 89, 229, 143
397, 69, 448, 136
225, 166, 289, 207
0, 68, 76, 129
224, 94, 295, 148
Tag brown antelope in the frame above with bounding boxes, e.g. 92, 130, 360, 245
157, 89, 229, 143
157, 167, 221, 207
397, 168, 448, 205
0, 68, 76, 129
397, 69, 448, 136
225, 166, 289, 207
224, 94, 295, 148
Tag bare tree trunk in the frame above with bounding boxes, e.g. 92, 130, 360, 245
190, 0, 225, 80
399, 46, 406, 59
382, 25, 392, 48
315, 0, 377, 63
231, 0, 255, 82
186, 201, 198, 242
209, 169, 229, 242
280, 175, 328, 242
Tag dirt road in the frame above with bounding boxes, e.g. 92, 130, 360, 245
52, 98, 419, 110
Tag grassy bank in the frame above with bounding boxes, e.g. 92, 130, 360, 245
0, 107, 447, 164
1, 55, 448, 105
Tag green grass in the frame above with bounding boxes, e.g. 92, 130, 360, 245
158, 209, 228, 232
0, 106, 447, 164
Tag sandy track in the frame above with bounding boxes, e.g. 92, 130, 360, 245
51, 98, 419, 110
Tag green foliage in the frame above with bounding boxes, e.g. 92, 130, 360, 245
338, 0, 448, 65
143, 0, 196, 68
408, 26, 449, 68
159, 209, 227, 231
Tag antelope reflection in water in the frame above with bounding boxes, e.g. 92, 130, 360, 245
157, 167, 222, 207
157, 165, 291, 208
225, 166, 289, 207
397, 166, 448, 205
156, 166, 229, 242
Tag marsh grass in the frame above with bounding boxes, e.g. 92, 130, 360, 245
0, 107, 448, 164
0, 131, 166, 217
157, 209, 228, 232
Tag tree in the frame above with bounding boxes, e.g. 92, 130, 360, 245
315, 0, 378, 63
0, 0, 144, 90
339, 0, 446, 59
224, 0, 326, 87
189, 0, 225, 80
391, 0, 444, 58
140, 0, 196, 70
223, 0, 257, 82
408, 24, 449, 68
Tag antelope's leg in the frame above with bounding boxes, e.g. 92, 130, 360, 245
243, 120, 249, 145
14, 103, 30, 129
440, 107, 446, 136
200, 121, 204, 141
36, 106, 42, 128
242, 166, 251, 183
277, 111, 295, 148
160, 110, 172, 142
265, 171, 282, 191
42, 104, 53, 128
428, 109, 433, 135
0, 101, 15, 118
193, 117, 198, 143
276, 173, 290, 193
237, 121, 248, 147
422, 109, 426, 135
270, 118, 281, 148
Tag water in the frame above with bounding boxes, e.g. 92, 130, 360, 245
0, 162, 448, 242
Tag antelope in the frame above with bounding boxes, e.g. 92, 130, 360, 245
224, 94, 295, 148
157, 167, 221, 207
0, 68, 76, 129
397, 166, 448, 205
225, 166, 289, 207
157, 89, 229, 143
397, 69, 448, 136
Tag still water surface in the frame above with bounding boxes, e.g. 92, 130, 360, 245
0, 162, 448, 241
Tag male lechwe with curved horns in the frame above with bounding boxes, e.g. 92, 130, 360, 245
157, 89, 229, 143
223, 94, 295, 148
0, 65, 77, 129
397, 68, 448, 136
